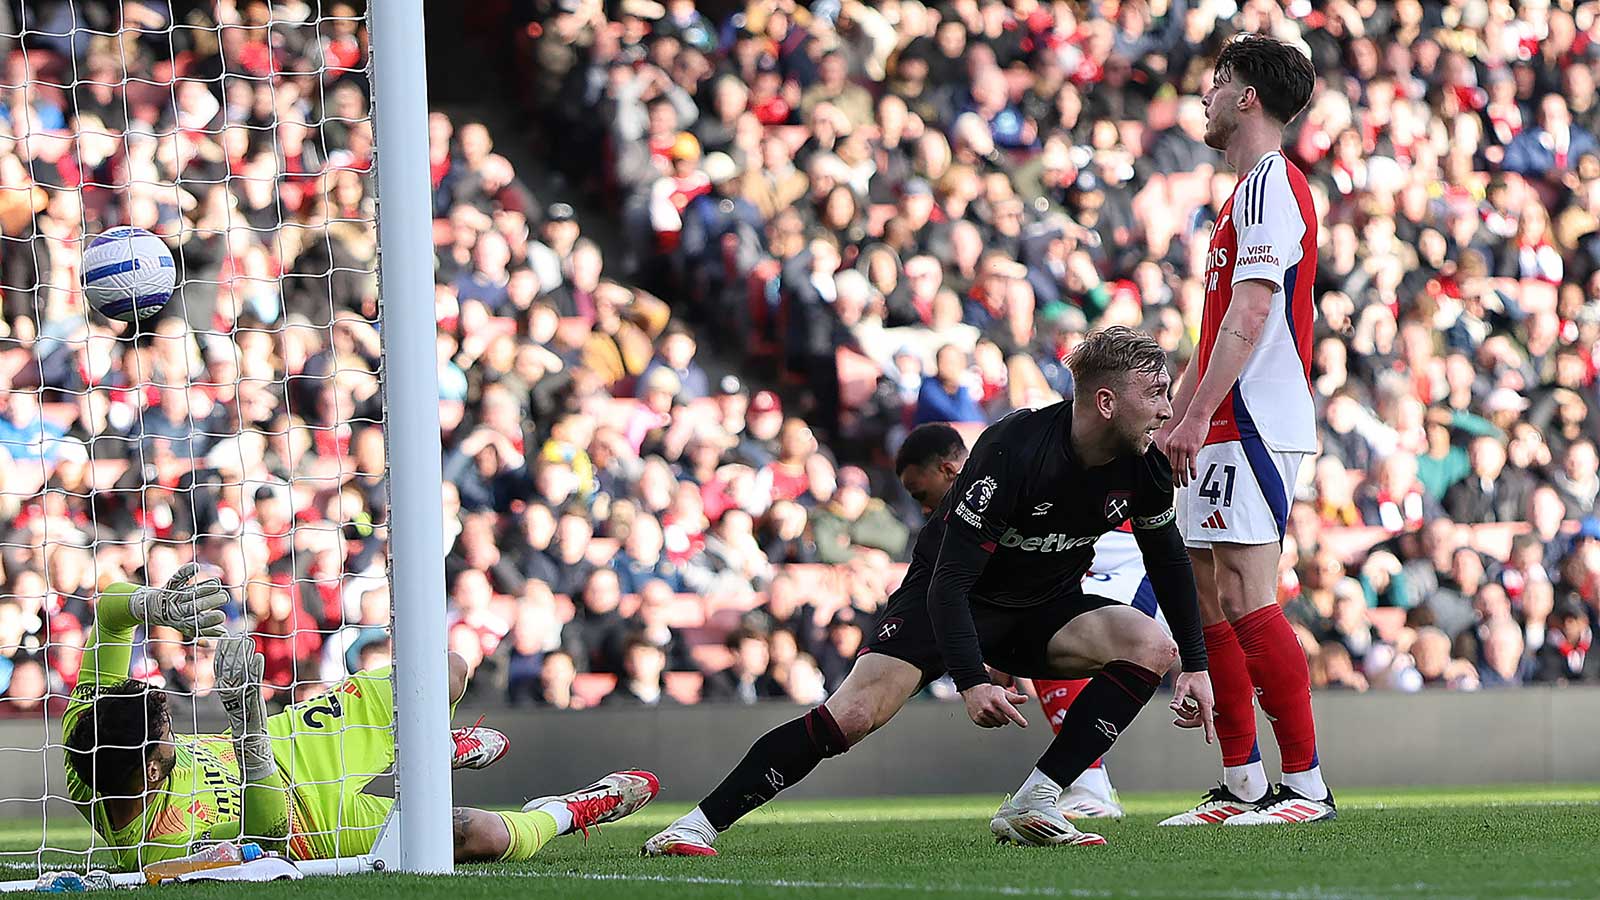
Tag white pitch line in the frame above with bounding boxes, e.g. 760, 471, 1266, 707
511, 870, 1586, 900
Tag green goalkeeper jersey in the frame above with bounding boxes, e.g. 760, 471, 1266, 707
63, 585, 278, 870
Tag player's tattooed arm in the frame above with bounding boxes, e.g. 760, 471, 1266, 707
1219, 325, 1256, 346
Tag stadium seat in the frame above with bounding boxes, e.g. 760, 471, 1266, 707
1321, 526, 1390, 564
690, 643, 735, 673
664, 672, 703, 704
783, 564, 847, 606
703, 607, 744, 632
572, 673, 616, 708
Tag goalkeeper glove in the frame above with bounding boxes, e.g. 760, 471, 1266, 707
213, 635, 274, 782
131, 562, 229, 640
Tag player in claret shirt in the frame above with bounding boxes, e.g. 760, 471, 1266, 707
645, 327, 1215, 855
1158, 34, 1336, 826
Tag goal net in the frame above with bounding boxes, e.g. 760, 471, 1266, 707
0, 0, 448, 884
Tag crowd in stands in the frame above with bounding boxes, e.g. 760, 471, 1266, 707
3, 0, 1600, 717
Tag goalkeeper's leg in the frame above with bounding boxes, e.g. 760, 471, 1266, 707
452, 769, 660, 861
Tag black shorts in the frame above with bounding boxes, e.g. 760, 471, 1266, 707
862, 588, 1120, 688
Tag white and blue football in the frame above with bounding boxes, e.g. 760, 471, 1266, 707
82, 226, 176, 322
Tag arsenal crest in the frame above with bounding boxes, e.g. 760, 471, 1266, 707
1104, 491, 1132, 524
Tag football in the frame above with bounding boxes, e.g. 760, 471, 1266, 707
81, 226, 176, 322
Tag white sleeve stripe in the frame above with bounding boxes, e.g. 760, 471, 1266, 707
1237, 156, 1289, 231
1235, 157, 1274, 228
1253, 156, 1277, 225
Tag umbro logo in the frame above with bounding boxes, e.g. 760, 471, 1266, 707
1095, 718, 1119, 740
1032, 503, 1053, 516
765, 768, 785, 790
1200, 510, 1229, 530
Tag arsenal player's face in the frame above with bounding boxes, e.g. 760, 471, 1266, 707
1201, 68, 1244, 151
1115, 368, 1174, 454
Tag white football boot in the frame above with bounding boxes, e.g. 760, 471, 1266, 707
642, 813, 720, 857
524, 769, 660, 837
1224, 785, 1338, 825
991, 790, 1107, 847
1058, 785, 1125, 820
450, 722, 510, 770
1157, 784, 1267, 826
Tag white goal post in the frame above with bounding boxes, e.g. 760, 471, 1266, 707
367, 0, 454, 876
0, 0, 449, 885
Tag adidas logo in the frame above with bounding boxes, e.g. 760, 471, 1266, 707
1200, 510, 1229, 530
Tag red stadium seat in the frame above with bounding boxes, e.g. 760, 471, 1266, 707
691, 644, 735, 673
572, 673, 616, 708
1320, 526, 1390, 564
664, 672, 703, 704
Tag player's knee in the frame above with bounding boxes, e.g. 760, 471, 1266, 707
1123, 627, 1178, 674
452, 807, 510, 861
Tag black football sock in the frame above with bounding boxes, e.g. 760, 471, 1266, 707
699, 706, 851, 831
1035, 660, 1161, 789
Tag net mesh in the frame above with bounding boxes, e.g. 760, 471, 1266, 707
0, 0, 392, 877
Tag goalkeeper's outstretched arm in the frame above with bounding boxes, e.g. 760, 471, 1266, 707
64, 566, 229, 803
213, 636, 290, 852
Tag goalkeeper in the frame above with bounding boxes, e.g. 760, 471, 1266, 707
63, 565, 658, 870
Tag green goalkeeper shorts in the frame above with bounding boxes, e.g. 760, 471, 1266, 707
267, 666, 402, 860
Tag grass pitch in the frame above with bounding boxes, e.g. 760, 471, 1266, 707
3, 785, 1597, 899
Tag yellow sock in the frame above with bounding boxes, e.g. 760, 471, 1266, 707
496, 810, 560, 862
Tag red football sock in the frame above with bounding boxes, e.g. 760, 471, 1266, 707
1035, 679, 1103, 768
1232, 604, 1319, 773
1203, 621, 1260, 768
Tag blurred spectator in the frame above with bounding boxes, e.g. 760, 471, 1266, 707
701, 627, 784, 703
632, 579, 696, 672
915, 344, 985, 425
1443, 436, 1533, 524
1411, 627, 1480, 691
809, 466, 910, 564
1534, 601, 1599, 683
1478, 619, 1534, 689
568, 569, 630, 674
600, 635, 678, 707
816, 609, 865, 692
536, 651, 583, 710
